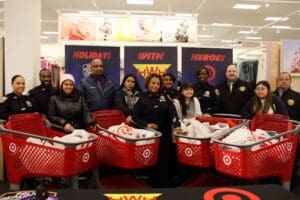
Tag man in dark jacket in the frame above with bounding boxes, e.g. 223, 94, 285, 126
216, 64, 253, 115
272, 72, 300, 121
272, 72, 300, 191
78, 59, 115, 112
29, 69, 57, 116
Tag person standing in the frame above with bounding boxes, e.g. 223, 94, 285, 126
0, 75, 37, 120
48, 74, 94, 133
29, 69, 57, 116
194, 66, 218, 116
273, 72, 300, 191
272, 72, 300, 121
114, 74, 141, 124
78, 59, 115, 112
132, 73, 181, 188
216, 64, 253, 115
162, 72, 179, 101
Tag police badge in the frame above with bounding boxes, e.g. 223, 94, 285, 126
239, 86, 246, 92
287, 99, 295, 106
82, 63, 91, 77
159, 95, 166, 102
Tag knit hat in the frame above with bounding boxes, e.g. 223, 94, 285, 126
60, 74, 75, 86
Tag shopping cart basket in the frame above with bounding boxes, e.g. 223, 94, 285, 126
212, 114, 300, 189
92, 110, 162, 169
174, 115, 244, 168
0, 113, 98, 190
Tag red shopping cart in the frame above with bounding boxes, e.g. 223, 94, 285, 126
212, 114, 300, 189
92, 110, 162, 170
0, 113, 98, 190
174, 115, 244, 168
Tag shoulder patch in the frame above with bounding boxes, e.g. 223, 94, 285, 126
0, 96, 7, 103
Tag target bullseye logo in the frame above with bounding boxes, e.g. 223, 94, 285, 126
287, 142, 293, 151
203, 187, 260, 200
143, 148, 151, 158
223, 155, 232, 166
9, 143, 17, 152
83, 153, 89, 163
185, 148, 193, 157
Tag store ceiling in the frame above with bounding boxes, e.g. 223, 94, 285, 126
1, 0, 300, 48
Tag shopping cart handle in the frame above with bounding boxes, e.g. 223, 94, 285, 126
95, 123, 162, 142
212, 113, 242, 118
0, 126, 98, 147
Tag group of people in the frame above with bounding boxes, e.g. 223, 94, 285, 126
0, 59, 300, 188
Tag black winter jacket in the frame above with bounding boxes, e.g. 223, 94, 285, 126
48, 90, 94, 129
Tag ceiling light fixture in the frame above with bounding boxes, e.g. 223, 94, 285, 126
198, 34, 213, 38
126, 0, 153, 5
202, 26, 207, 31
246, 36, 262, 40
222, 40, 233, 43
264, 17, 289, 21
41, 36, 49, 39
276, 29, 280, 34
233, 4, 261, 10
239, 30, 257, 34
211, 23, 232, 27
229, 44, 243, 47
174, 13, 194, 17
271, 25, 290, 29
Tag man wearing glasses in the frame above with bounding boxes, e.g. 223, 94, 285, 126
78, 59, 115, 112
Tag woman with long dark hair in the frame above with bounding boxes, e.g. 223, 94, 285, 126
241, 80, 288, 119
114, 73, 141, 124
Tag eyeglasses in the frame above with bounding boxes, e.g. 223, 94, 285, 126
91, 64, 103, 68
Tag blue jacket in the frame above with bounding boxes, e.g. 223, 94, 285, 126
241, 95, 288, 119
77, 75, 116, 112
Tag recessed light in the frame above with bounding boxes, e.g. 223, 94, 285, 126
127, 0, 153, 5
233, 4, 261, 10
271, 25, 290, 29
239, 31, 257, 34
198, 35, 213, 38
246, 36, 262, 40
229, 44, 243, 47
211, 23, 232, 27
264, 17, 289, 21
222, 40, 233, 43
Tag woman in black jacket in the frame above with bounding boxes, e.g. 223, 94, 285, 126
132, 73, 181, 188
241, 80, 288, 119
114, 74, 141, 124
48, 74, 94, 133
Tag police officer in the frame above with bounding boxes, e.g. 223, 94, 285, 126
132, 73, 181, 188
28, 69, 57, 116
194, 66, 219, 115
0, 75, 37, 121
162, 72, 179, 101
272, 72, 300, 191
272, 72, 300, 121
216, 64, 253, 115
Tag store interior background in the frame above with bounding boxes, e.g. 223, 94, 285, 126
0, 0, 299, 95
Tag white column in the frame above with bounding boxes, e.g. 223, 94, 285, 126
4, 0, 41, 94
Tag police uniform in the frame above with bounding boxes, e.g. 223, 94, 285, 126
0, 93, 37, 120
161, 88, 179, 101
194, 82, 219, 114
216, 79, 253, 115
29, 85, 57, 115
273, 88, 300, 121
133, 91, 179, 188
